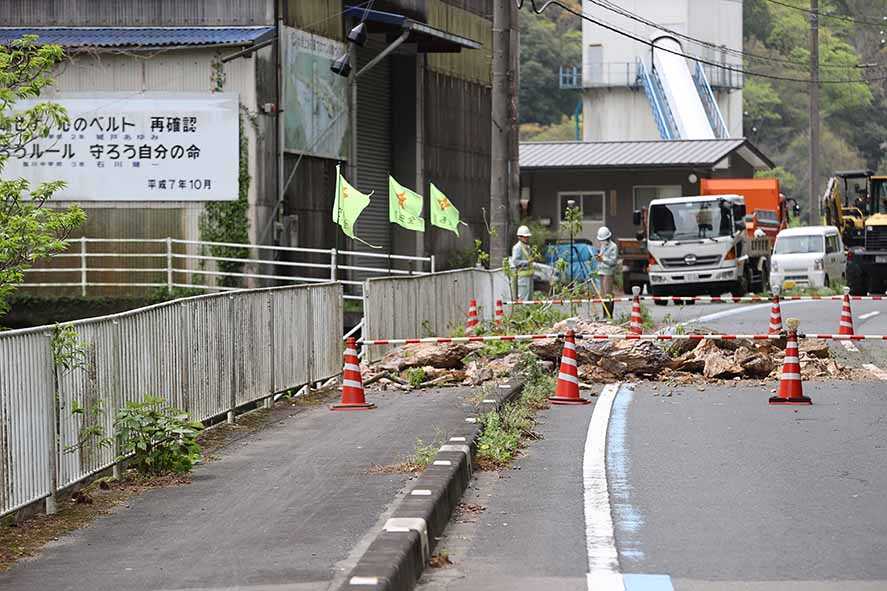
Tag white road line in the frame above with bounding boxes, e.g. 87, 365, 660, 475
862, 363, 887, 380
841, 340, 860, 353
859, 311, 880, 321
584, 383, 624, 591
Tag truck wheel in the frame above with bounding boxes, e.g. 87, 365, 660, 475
759, 262, 770, 293
732, 270, 749, 297
650, 286, 669, 306
847, 264, 865, 295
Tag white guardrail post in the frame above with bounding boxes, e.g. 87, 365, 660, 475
430, 255, 436, 275
166, 237, 173, 294
79, 237, 87, 297
330, 248, 338, 281
44, 329, 59, 515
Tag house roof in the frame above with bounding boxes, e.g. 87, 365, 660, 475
0, 26, 275, 49
519, 138, 773, 171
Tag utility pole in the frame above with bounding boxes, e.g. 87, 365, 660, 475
490, 0, 511, 264
808, 0, 820, 224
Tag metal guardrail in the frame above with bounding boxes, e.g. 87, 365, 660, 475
0, 282, 343, 518
362, 268, 511, 363
22, 237, 435, 303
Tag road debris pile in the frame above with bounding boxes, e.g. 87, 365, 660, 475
363, 318, 852, 390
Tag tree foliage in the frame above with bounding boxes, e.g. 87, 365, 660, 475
1, 36, 85, 315
742, 0, 884, 205
519, 2, 581, 126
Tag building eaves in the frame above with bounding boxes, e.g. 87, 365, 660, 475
0, 26, 275, 49
519, 139, 773, 171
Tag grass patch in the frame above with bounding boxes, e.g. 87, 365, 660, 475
368, 429, 445, 474
475, 352, 550, 470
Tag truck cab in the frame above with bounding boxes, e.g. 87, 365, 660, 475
640, 194, 769, 299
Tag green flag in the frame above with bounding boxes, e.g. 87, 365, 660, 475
389, 176, 425, 232
430, 183, 463, 236
332, 165, 378, 247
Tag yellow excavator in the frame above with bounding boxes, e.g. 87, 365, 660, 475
822, 170, 887, 294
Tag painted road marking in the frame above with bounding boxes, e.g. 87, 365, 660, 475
841, 340, 860, 353
863, 363, 887, 380
584, 383, 625, 591
584, 383, 674, 591
859, 311, 880, 321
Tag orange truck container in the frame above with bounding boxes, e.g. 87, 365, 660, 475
700, 178, 785, 241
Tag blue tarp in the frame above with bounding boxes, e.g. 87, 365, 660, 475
545, 242, 599, 282
0, 27, 275, 48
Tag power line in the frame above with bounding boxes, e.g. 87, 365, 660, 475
587, 0, 884, 71
761, 0, 886, 27
516, 0, 887, 84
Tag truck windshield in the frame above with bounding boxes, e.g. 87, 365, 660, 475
648, 201, 734, 241
774, 235, 824, 254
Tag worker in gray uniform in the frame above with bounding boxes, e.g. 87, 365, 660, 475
511, 225, 534, 302
595, 226, 618, 317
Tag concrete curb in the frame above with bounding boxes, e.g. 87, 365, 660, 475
336, 380, 525, 591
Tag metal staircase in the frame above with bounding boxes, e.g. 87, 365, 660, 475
692, 61, 730, 139
638, 60, 679, 140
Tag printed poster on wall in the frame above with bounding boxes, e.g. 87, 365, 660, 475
2, 92, 239, 201
283, 26, 349, 160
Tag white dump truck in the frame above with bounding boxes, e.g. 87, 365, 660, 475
634, 194, 772, 303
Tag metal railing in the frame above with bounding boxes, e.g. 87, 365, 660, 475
572, 60, 742, 90
638, 60, 679, 140
0, 283, 343, 518
693, 61, 730, 139
21, 237, 435, 303
362, 268, 510, 362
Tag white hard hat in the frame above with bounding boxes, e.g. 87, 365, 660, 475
517, 225, 532, 237
596, 226, 612, 241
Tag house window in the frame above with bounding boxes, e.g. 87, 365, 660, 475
633, 185, 682, 212
559, 192, 604, 222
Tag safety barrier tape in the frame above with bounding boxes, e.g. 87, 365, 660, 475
503, 295, 887, 306
360, 332, 887, 346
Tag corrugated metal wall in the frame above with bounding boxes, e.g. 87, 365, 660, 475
0, 0, 274, 25
424, 71, 492, 263
354, 38, 393, 255
286, 0, 343, 41
427, 0, 493, 85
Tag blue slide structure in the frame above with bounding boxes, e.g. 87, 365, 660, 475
638, 35, 729, 140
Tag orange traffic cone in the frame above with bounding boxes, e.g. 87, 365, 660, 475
769, 318, 811, 406
768, 293, 783, 334
495, 299, 504, 327
838, 287, 854, 335
629, 285, 643, 335
466, 298, 479, 329
549, 330, 590, 405
331, 338, 375, 411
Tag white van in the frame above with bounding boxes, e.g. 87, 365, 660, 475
770, 226, 845, 289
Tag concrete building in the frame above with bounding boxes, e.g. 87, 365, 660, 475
519, 138, 773, 242
579, 0, 743, 141
0, 0, 498, 282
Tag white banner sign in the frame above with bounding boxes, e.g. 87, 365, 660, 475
3, 92, 239, 201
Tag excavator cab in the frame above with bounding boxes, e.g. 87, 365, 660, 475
826, 170, 874, 246
833, 171, 887, 294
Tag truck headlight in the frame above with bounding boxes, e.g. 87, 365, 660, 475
813, 258, 823, 271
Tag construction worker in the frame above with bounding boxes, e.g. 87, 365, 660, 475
595, 226, 618, 317
511, 225, 534, 301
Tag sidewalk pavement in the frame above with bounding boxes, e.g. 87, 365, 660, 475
0, 387, 481, 591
